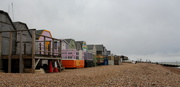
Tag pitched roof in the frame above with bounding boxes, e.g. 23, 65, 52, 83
13, 22, 32, 37
87, 45, 94, 50
95, 45, 104, 51
64, 39, 75, 44
75, 41, 82, 50
0, 10, 16, 30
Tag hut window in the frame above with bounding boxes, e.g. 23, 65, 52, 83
62, 52, 67, 54
68, 56, 72, 59
76, 52, 79, 55
62, 56, 68, 59
68, 52, 72, 54
76, 56, 79, 60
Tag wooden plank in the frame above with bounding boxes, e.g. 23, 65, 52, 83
48, 41, 51, 55
57, 59, 61, 72
35, 57, 61, 59
0, 29, 36, 32
43, 36, 46, 55
39, 43, 41, 55
0, 33, 2, 70
59, 40, 62, 57
35, 59, 40, 68
31, 30, 36, 73
19, 31, 23, 73
52, 39, 54, 56
1, 55, 61, 59
8, 32, 12, 73
36, 34, 59, 40
24, 43, 26, 55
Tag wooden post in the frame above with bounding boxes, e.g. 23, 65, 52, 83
48, 41, 51, 56
0, 33, 2, 70
31, 30, 36, 73
39, 43, 41, 55
52, 39, 54, 56
24, 43, 26, 55
43, 36, 46, 55
19, 31, 23, 73
59, 40, 62, 57
8, 32, 12, 73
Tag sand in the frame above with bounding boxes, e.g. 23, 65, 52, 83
0, 63, 179, 87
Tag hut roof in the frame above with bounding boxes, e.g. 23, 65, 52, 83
35, 30, 52, 40
13, 22, 32, 37
95, 45, 104, 51
87, 45, 94, 50
0, 10, 16, 30
64, 39, 75, 44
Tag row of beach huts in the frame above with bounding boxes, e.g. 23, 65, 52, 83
0, 10, 128, 73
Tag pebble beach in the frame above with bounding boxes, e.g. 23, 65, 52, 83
0, 63, 180, 87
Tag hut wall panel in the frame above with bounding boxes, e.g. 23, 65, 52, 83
0, 14, 16, 55
62, 49, 84, 68
16, 24, 32, 55
108, 60, 114, 65
62, 60, 77, 68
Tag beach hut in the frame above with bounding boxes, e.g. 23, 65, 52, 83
75, 41, 82, 51
95, 45, 106, 65
87, 45, 97, 65
61, 39, 84, 68
61, 49, 84, 68
108, 55, 114, 65
36, 30, 52, 55
35, 30, 62, 71
114, 55, 122, 65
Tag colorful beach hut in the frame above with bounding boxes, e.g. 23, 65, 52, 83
62, 39, 84, 68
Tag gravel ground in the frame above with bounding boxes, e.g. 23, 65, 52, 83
0, 63, 179, 87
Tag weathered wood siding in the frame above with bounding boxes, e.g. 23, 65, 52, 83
14, 22, 32, 55
0, 11, 16, 55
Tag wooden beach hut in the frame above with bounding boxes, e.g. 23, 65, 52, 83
95, 45, 105, 65
61, 39, 84, 68
87, 45, 97, 66
75, 41, 88, 67
0, 10, 63, 73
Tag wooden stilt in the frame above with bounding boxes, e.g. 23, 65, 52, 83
31, 30, 36, 73
35, 58, 40, 68
48, 41, 51, 56
8, 32, 12, 73
59, 40, 62, 57
19, 31, 23, 73
0, 33, 2, 70
39, 43, 41, 55
57, 59, 61, 72
52, 39, 54, 56
43, 36, 46, 55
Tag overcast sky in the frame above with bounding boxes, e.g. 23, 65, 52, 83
1, 0, 180, 62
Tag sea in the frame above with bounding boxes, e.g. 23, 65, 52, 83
159, 62, 180, 68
